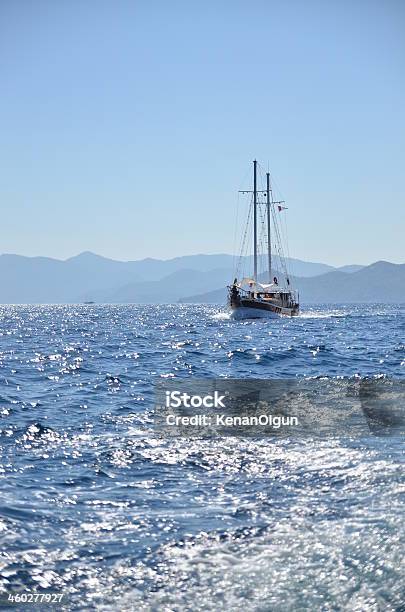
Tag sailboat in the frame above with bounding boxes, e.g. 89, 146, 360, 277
228, 160, 299, 319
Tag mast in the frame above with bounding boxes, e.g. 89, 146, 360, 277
253, 159, 257, 283
266, 172, 271, 283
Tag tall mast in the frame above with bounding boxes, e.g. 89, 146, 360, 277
253, 159, 257, 283
266, 172, 271, 283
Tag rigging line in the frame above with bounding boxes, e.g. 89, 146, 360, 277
236, 196, 253, 279
257, 163, 274, 278
264, 167, 286, 278
258, 202, 268, 276
269, 172, 287, 204
259, 234, 268, 276
271, 203, 289, 282
242, 231, 253, 281
234, 163, 255, 280
236, 196, 249, 266
271, 179, 290, 286
282, 210, 292, 279
269, 172, 295, 284
237, 163, 253, 272
232, 191, 241, 277
256, 161, 266, 186
277, 206, 288, 271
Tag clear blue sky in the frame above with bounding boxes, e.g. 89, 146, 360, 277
1, 0, 404, 265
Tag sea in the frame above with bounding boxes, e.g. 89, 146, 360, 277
0, 303, 404, 611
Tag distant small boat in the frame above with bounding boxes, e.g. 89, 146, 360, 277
228, 160, 299, 319
83, 301, 95, 304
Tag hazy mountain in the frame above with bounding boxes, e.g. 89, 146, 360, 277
79, 252, 335, 279
0, 252, 396, 304
0, 251, 346, 304
106, 268, 232, 303
336, 264, 364, 273
181, 262, 405, 304
0, 252, 141, 303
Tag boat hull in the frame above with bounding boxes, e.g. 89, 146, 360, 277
231, 306, 280, 320
230, 298, 299, 320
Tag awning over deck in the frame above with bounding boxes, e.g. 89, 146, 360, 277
237, 278, 285, 293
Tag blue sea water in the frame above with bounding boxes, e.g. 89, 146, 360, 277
0, 303, 404, 611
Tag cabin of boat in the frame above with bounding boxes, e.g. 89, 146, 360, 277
229, 277, 299, 317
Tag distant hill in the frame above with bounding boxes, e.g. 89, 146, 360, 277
0, 251, 356, 304
336, 264, 364, 274
106, 268, 233, 303
0, 252, 141, 303
182, 261, 405, 304
296, 261, 405, 302
0, 251, 399, 304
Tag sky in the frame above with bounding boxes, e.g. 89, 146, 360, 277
1, 0, 404, 266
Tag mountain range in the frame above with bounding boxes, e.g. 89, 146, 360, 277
183, 261, 405, 304
0, 252, 403, 304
